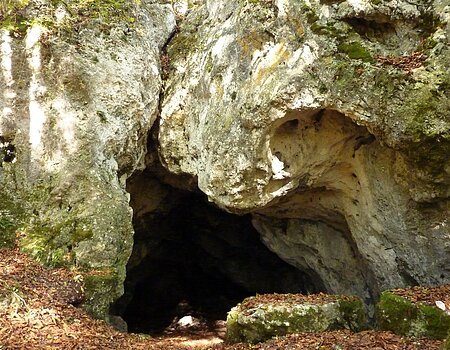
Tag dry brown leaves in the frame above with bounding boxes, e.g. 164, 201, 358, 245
211, 330, 442, 350
391, 284, 450, 309
0, 248, 197, 349
0, 248, 446, 350
375, 51, 427, 73
239, 292, 357, 311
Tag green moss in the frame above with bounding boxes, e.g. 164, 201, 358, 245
82, 270, 120, 320
243, 0, 273, 9
167, 8, 206, 61
376, 291, 450, 339
338, 41, 374, 62
289, 306, 327, 332
168, 30, 199, 60
338, 298, 368, 331
226, 308, 243, 343
376, 292, 419, 335
396, 67, 450, 175
402, 83, 450, 139
301, 4, 319, 24
310, 20, 351, 40
0, 14, 28, 34
0, 0, 137, 37
444, 335, 450, 350
96, 110, 107, 123
0, 0, 30, 32
227, 296, 368, 344
61, 0, 134, 22
419, 305, 450, 339
19, 215, 93, 268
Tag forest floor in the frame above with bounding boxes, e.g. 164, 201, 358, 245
0, 247, 445, 350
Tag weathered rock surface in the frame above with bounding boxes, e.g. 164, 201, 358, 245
376, 291, 450, 339
226, 293, 367, 344
1, 0, 450, 327
160, 0, 450, 304
0, 0, 176, 318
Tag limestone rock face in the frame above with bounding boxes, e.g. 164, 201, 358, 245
160, 0, 450, 302
0, 0, 176, 318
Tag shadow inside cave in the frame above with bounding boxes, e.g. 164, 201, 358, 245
110, 171, 324, 334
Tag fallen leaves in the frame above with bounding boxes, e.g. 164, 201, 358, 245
211, 330, 442, 350
0, 248, 219, 349
391, 284, 450, 310
238, 292, 357, 311
375, 51, 427, 74
0, 247, 446, 349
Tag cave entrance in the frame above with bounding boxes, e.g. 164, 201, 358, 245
112, 171, 322, 334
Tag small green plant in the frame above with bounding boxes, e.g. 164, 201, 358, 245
0, 210, 18, 247
0, 215, 14, 231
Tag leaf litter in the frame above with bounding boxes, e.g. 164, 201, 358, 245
0, 247, 445, 349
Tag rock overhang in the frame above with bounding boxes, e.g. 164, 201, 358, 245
158, 0, 450, 304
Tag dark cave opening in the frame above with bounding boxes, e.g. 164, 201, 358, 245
111, 171, 323, 334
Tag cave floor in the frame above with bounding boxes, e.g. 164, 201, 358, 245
0, 247, 443, 350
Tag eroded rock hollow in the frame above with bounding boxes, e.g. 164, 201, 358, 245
252, 109, 448, 305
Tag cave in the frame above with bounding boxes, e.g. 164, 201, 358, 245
111, 170, 323, 334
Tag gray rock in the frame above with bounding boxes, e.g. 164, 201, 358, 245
226, 294, 367, 344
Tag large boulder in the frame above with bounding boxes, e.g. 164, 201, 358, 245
226, 293, 367, 344
160, 0, 450, 303
0, 0, 176, 319
376, 285, 450, 339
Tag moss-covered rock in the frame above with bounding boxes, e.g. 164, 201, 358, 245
376, 291, 450, 340
82, 270, 120, 320
0, 0, 138, 36
226, 294, 368, 344
0, 0, 176, 321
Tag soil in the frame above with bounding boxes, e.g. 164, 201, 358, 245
0, 247, 445, 349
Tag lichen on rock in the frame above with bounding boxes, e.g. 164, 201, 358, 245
226, 293, 367, 344
159, 0, 450, 306
0, 0, 176, 319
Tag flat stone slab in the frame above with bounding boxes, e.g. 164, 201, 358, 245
376, 285, 450, 340
226, 293, 368, 344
